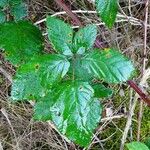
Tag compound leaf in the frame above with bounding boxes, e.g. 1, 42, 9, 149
34, 81, 102, 147
126, 142, 149, 150
73, 25, 97, 54
11, 54, 70, 101
0, 11, 6, 23
47, 16, 73, 56
0, 21, 44, 65
95, 0, 118, 28
73, 48, 135, 83
10, 2, 27, 20
91, 83, 113, 98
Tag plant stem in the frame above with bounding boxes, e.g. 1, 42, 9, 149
55, 0, 83, 26
128, 80, 150, 106
55, 0, 150, 106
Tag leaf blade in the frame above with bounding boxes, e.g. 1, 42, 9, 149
46, 16, 73, 56
0, 21, 44, 65
73, 25, 97, 54
34, 81, 102, 147
91, 83, 113, 98
10, 2, 27, 20
95, 0, 118, 28
11, 54, 70, 101
73, 48, 135, 83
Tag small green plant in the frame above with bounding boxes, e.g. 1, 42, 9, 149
0, 15, 135, 147
0, 0, 27, 23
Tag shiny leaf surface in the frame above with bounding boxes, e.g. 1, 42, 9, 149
11, 54, 70, 101
73, 48, 135, 83
73, 25, 97, 54
47, 16, 73, 56
0, 21, 44, 65
34, 81, 102, 147
95, 0, 118, 28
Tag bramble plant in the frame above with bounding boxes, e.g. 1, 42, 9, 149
0, 16, 135, 147
0, 0, 136, 147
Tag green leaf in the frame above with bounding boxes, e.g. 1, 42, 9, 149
68, 56, 93, 81
0, 11, 6, 23
73, 48, 135, 83
144, 137, 150, 149
73, 25, 97, 54
0, 21, 44, 65
126, 142, 149, 150
11, 72, 45, 101
91, 83, 113, 98
95, 0, 118, 28
34, 81, 102, 147
0, 0, 8, 7
10, 2, 27, 20
9, 0, 22, 5
11, 54, 70, 101
47, 16, 73, 56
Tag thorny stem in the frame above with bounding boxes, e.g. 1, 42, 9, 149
55, 0, 150, 106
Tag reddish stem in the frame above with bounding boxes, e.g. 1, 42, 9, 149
55, 0, 83, 27
55, 0, 150, 106
128, 80, 150, 106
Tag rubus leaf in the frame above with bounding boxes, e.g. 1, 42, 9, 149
34, 81, 102, 147
0, 11, 6, 23
47, 16, 73, 56
11, 54, 70, 101
0, 21, 44, 65
91, 83, 113, 98
10, 2, 27, 20
126, 142, 149, 150
73, 25, 97, 54
0, 0, 8, 7
72, 48, 135, 83
95, 0, 118, 28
